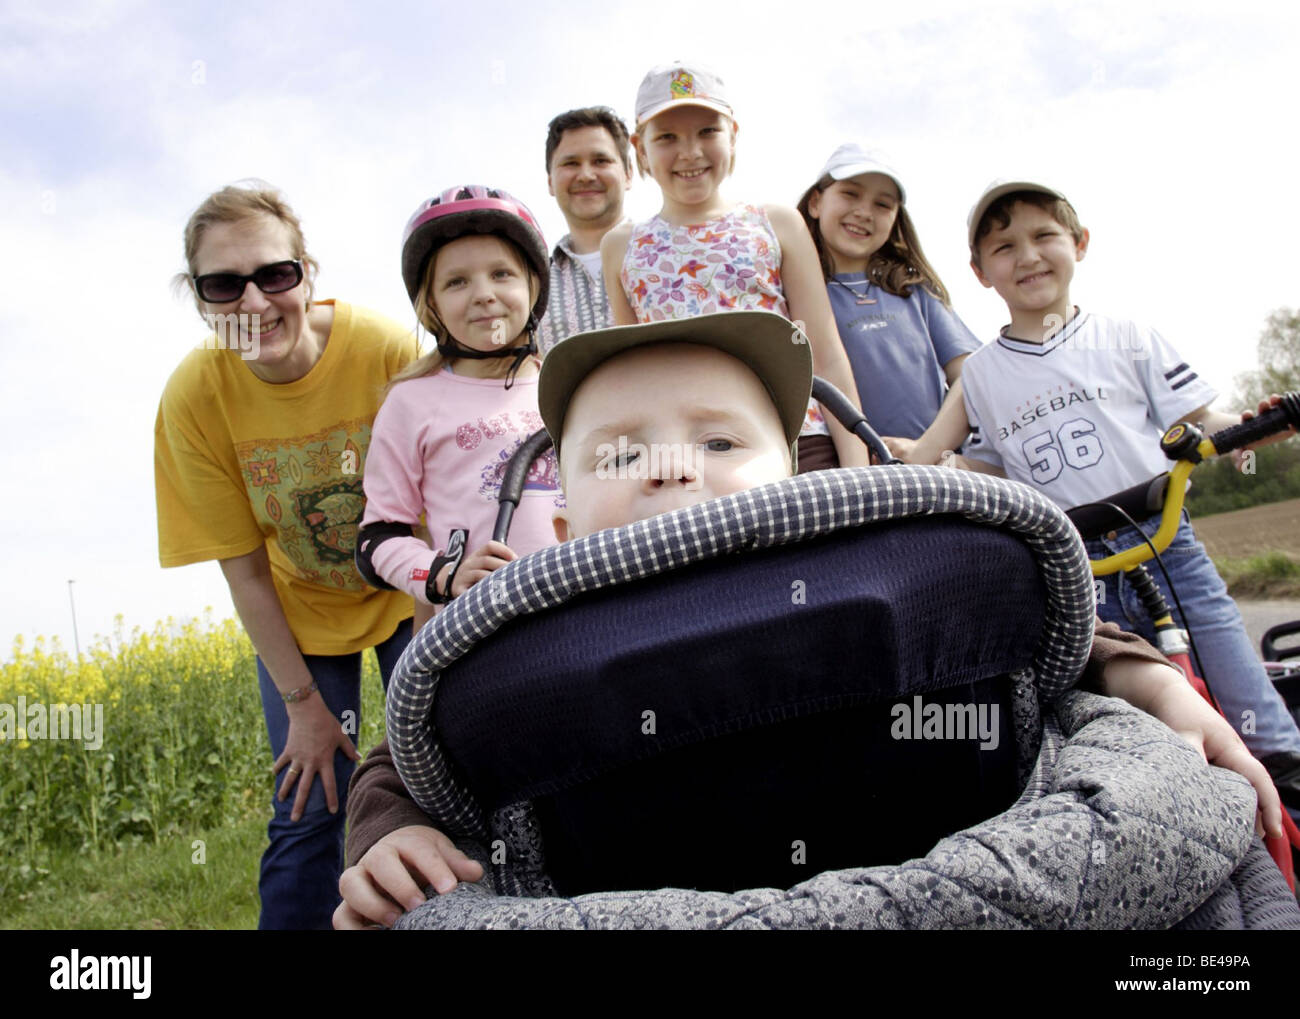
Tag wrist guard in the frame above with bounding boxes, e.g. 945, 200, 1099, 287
426, 528, 469, 605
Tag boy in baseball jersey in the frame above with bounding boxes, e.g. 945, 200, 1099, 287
960, 180, 1300, 799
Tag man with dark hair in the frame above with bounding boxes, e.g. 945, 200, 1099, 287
537, 106, 633, 353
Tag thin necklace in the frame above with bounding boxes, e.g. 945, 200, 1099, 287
831, 275, 876, 305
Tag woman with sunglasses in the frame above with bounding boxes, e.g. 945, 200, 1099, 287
154, 182, 417, 929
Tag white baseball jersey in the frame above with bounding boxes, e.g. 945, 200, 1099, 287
962, 311, 1218, 510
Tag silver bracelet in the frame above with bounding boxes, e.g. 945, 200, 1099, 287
281, 680, 318, 704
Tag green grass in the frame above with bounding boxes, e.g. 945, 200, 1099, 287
1, 613, 392, 929
0, 815, 264, 929
1214, 551, 1300, 599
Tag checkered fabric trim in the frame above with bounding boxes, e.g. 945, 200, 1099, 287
386, 466, 1097, 841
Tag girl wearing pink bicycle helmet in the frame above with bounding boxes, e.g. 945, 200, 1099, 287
355, 186, 564, 632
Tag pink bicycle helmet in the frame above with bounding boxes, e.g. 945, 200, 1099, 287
400, 185, 549, 319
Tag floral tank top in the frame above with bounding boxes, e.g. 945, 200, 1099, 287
620, 204, 828, 437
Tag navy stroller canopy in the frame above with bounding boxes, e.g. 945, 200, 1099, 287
386, 467, 1096, 893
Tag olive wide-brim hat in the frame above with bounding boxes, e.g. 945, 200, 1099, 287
539, 310, 813, 460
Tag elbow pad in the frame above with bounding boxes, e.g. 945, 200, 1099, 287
355, 520, 416, 591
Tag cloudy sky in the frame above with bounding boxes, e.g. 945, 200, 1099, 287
2, 0, 1296, 654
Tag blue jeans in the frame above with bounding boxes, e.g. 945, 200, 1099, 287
256, 621, 412, 930
1087, 513, 1300, 760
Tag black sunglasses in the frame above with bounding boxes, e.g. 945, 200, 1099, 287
193, 260, 304, 303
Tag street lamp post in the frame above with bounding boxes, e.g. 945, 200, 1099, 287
67, 579, 81, 658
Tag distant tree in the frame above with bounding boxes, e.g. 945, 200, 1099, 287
1189, 307, 1300, 517
1232, 307, 1300, 406
1187, 442, 1300, 516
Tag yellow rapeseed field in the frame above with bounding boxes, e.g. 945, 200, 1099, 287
0, 613, 384, 892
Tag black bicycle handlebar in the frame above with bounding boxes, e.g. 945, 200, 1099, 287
1065, 474, 1172, 541
1065, 390, 1300, 571
1206, 393, 1300, 456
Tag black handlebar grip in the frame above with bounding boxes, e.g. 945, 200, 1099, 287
493, 428, 555, 544
1207, 392, 1300, 455
810, 377, 900, 465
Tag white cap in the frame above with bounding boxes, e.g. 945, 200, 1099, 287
635, 63, 733, 127
816, 143, 906, 203
967, 179, 1069, 247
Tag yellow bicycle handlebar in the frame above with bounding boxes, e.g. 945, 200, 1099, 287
1087, 433, 1217, 577
1086, 391, 1300, 575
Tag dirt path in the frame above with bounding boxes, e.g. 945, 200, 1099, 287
1193, 498, 1300, 559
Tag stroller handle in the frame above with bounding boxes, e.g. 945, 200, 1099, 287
493, 428, 555, 544
492, 377, 898, 544
811, 377, 901, 466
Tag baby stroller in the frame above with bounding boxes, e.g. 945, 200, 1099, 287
383, 384, 1299, 930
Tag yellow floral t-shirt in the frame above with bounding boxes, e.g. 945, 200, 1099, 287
154, 300, 417, 654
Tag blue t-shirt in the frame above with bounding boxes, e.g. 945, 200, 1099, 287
828, 274, 980, 439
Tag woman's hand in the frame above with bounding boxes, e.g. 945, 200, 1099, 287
334, 825, 484, 929
273, 694, 361, 821
220, 547, 357, 821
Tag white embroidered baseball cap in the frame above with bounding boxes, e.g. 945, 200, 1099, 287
635, 62, 733, 127
816, 144, 906, 204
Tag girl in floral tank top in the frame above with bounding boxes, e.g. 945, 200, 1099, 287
621, 204, 787, 319
601, 62, 871, 472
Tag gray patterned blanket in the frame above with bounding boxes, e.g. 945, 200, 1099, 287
396, 690, 1294, 929
384, 467, 1300, 929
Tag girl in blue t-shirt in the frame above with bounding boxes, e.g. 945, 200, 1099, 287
796, 144, 978, 461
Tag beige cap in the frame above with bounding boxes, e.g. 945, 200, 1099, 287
967, 178, 1069, 247
635, 63, 733, 127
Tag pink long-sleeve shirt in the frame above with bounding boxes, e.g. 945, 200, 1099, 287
360, 369, 564, 603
